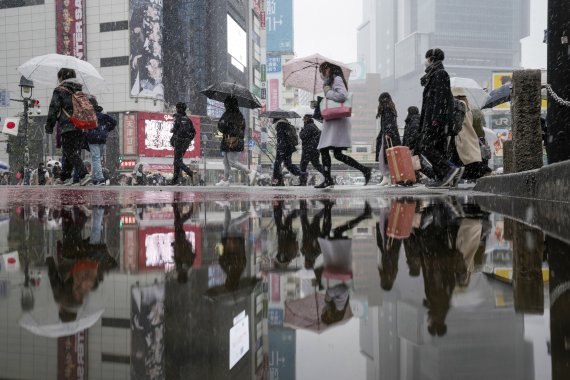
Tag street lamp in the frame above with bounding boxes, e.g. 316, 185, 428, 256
19, 76, 34, 100
10, 76, 35, 185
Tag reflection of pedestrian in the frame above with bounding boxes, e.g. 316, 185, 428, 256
376, 211, 402, 291
298, 115, 324, 186
321, 283, 350, 325
300, 200, 324, 269
170, 102, 195, 185
219, 204, 249, 290
273, 201, 300, 268
171, 203, 195, 283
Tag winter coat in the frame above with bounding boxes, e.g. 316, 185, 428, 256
218, 108, 246, 152
471, 109, 486, 138
317, 76, 352, 150
299, 121, 321, 156
45, 78, 85, 135
171, 112, 195, 145
419, 62, 453, 148
403, 114, 421, 153
375, 110, 401, 162
85, 113, 117, 144
454, 101, 482, 165
274, 119, 297, 157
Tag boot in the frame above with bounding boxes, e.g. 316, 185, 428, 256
378, 175, 391, 187
297, 172, 308, 186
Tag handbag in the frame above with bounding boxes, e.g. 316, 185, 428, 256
319, 93, 353, 120
224, 135, 239, 150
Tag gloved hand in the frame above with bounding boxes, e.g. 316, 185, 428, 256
323, 85, 332, 95
45, 126, 52, 135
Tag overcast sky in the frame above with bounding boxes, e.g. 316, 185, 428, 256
294, 0, 547, 69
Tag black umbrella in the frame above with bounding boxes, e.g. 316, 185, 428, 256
259, 109, 301, 119
200, 82, 261, 109
482, 84, 512, 109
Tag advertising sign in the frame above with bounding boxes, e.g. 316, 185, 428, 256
492, 72, 547, 110
123, 229, 138, 272
123, 114, 137, 155
129, 0, 164, 100
58, 331, 88, 380
138, 226, 202, 272
490, 114, 512, 130
267, 56, 282, 73
56, 0, 86, 59
137, 112, 200, 158
266, 0, 293, 53
269, 79, 280, 111
269, 329, 296, 380
227, 14, 248, 72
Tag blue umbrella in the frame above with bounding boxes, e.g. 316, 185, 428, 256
482, 84, 511, 109
0, 162, 10, 171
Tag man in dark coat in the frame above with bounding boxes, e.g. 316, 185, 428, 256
85, 98, 117, 186
403, 106, 421, 153
45, 68, 90, 186
298, 115, 325, 186
272, 118, 302, 186
170, 102, 195, 185
37, 163, 47, 186
418, 49, 461, 187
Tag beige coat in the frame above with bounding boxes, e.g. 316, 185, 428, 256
455, 101, 482, 165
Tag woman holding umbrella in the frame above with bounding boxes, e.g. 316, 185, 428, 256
315, 62, 371, 188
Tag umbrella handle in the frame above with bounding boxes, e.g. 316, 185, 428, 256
313, 67, 318, 100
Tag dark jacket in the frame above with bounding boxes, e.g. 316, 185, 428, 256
275, 119, 296, 156
85, 113, 117, 144
299, 121, 321, 153
218, 108, 246, 152
419, 62, 453, 143
375, 110, 401, 162
172, 112, 195, 142
403, 114, 421, 153
45, 79, 84, 135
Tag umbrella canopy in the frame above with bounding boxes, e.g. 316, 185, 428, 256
0, 162, 9, 171
200, 82, 261, 109
283, 54, 352, 94
482, 84, 512, 109
19, 307, 104, 338
259, 109, 301, 119
449, 77, 490, 109
284, 292, 353, 334
17, 54, 106, 93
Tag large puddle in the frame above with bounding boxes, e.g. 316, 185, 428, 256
0, 195, 567, 380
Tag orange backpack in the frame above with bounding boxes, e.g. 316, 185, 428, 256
59, 86, 97, 130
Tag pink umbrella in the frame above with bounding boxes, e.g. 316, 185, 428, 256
284, 291, 353, 334
282, 54, 352, 95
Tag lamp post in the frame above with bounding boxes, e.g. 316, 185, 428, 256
10, 76, 34, 185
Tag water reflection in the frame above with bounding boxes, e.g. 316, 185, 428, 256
0, 197, 569, 379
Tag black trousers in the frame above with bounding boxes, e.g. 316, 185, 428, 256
320, 148, 368, 180
173, 139, 193, 181
299, 152, 325, 176
60, 130, 87, 181
273, 153, 301, 181
420, 125, 452, 180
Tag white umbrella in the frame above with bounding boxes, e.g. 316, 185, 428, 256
450, 77, 490, 109
283, 53, 352, 94
18, 54, 106, 93
19, 307, 104, 338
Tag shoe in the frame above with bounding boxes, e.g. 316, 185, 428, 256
80, 174, 91, 186
440, 166, 460, 187
248, 171, 258, 186
363, 168, 372, 186
314, 179, 334, 189
215, 179, 229, 187
425, 179, 450, 189
95, 180, 106, 186
54, 178, 71, 186
271, 179, 284, 187
378, 175, 391, 187
363, 201, 372, 217
451, 166, 465, 187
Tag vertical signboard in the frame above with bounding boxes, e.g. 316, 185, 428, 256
268, 329, 296, 379
269, 79, 279, 111
123, 114, 137, 155
58, 331, 88, 380
266, 0, 293, 53
56, 0, 87, 59
129, 0, 164, 100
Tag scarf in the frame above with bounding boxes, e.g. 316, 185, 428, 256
420, 60, 444, 87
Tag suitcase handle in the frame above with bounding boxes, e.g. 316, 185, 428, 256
385, 135, 394, 149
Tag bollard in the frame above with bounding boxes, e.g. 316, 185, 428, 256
511, 70, 544, 172
503, 140, 514, 174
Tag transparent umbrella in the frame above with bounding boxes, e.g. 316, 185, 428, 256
450, 77, 490, 109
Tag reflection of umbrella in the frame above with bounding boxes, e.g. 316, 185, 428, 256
482, 84, 512, 109
200, 82, 261, 109
19, 307, 104, 338
284, 292, 352, 334
449, 77, 490, 109
259, 109, 301, 119
18, 54, 105, 93
283, 53, 352, 94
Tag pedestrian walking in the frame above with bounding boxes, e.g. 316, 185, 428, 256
418, 49, 461, 188
315, 62, 371, 188
44, 68, 90, 186
375, 92, 401, 187
216, 96, 257, 186
403, 106, 421, 153
85, 97, 117, 186
170, 102, 195, 185
37, 162, 47, 186
298, 115, 325, 186
272, 118, 302, 186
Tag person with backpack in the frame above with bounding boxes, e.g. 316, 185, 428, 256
298, 114, 325, 186
170, 102, 196, 185
418, 49, 462, 188
403, 106, 421, 153
272, 117, 302, 186
375, 92, 401, 187
45, 68, 93, 186
216, 96, 257, 186
85, 97, 117, 186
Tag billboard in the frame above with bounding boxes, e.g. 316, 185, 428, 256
56, 0, 86, 59
138, 226, 202, 272
492, 72, 547, 110
227, 14, 248, 72
129, 0, 164, 100
266, 0, 293, 53
137, 112, 200, 158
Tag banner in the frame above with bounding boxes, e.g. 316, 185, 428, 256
123, 114, 137, 155
56, 0, 86, 59
137, 112, 200, 158
129, 0, 164, 100
266, 0, 293, 53
58, 331, 88, 380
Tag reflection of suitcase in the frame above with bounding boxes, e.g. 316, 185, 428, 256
386, 146, 416, 185
387, 202, 416, 239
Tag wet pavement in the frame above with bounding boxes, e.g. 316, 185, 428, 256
0, 187, 568, 380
